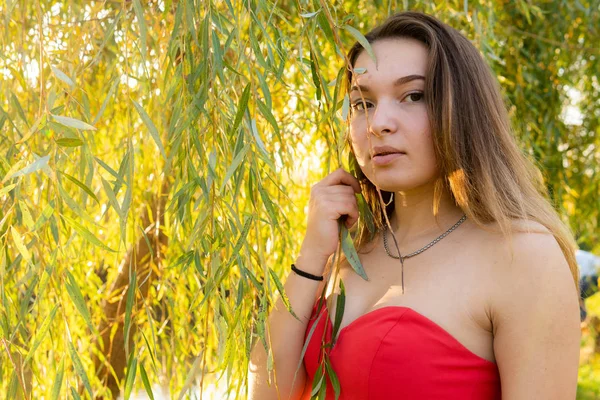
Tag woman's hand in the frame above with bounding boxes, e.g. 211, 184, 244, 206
299, 168, 362, 264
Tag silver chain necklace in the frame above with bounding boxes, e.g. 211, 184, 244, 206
383, 215, 467, 261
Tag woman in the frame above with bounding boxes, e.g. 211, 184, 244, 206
248, 11, 581, 400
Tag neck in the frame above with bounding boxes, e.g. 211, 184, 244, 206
389, 182, 464, 244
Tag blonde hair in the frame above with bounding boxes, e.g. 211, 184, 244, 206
344, 11, 579, 294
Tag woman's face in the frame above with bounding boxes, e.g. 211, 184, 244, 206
350, 38, 438, 193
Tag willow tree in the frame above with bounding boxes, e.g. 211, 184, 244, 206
1, 0, 599, 399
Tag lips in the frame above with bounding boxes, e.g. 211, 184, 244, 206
372, 145, 405, 159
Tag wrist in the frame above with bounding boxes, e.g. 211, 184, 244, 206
294, 252, 328, 276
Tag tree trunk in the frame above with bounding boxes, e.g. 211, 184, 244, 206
93, 179, 170, 399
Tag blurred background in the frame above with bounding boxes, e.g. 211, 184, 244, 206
1, 0, 599, 398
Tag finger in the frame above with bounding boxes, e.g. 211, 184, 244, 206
328, 200, 359, 224
346, 216, 358, 229
343, 204, 360, 229
321, 168, 361, 193
322, 185, 358, 196
327, 195, 359, 205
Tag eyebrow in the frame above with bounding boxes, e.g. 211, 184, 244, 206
350, 74, 425, 93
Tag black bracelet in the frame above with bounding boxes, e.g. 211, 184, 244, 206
291, 263, 324, 281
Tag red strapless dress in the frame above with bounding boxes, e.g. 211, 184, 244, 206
302, 297, 501, 399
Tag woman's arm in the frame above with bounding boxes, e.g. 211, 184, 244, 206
247, 254, 330, 400
491, 230, 581, 400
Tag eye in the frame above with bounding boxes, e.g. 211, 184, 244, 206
351, 100, 373, 112
404, 92, 424, 103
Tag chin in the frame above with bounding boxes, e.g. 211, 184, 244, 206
365, 174, 438, 193
365, 161, 436, 184
365, 179, 415, 192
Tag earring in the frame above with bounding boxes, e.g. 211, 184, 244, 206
384, 192, 394, 206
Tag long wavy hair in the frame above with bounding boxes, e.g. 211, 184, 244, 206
343, 11, 579, 293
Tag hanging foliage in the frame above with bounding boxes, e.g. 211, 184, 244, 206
1, 0, 599, 398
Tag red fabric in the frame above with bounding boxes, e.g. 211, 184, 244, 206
302, 297, 501, 399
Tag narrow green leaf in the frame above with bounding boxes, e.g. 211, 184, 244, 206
19, 275, 39, 317
141, 330, 158, 374
0, 183, 17, 196
259, 186, 278, 225
177, 355, 203, 400
51, 66, 75, 88
344, 25, 376, 64
124, 272, 137, 357
95, 157, 121, 182
11, 92, 28, 127
24, 304, 59, 364
70, 386, 82, 400
232, 84, 251, 135
309, 49, 322, 101
139, 363, 155, 400
19, 203, 33, 231
167, 2, 183, 56
2, 159, 26, 183
231, 216, 252, 257
9, 155, 49, 179
341, 94, 349, 121
81, 89, 90, 120
268, 268, 300, 321
324, 354, 341, 400
120, 139, 134, 238
212, 30, 224, 81
219, 143, 250, 193
68, 341, 93, 398
184, 0, 199, 47
52, 115, 97, 131
89, 9, 122, 67
318, 382, 327, 400
292, 311, 324, 390
257, 70, 272, 109
132, 0, 147, 60
100, 177, 122, 216
250, 119, 268, 156
59, 171, 99, 203
311, 363, 326, 396
33, 203, 54, 231
124, 352, 137, 400
316, 12, 335, 45
331, 280, 345, 342
93, 79, 119, 125
300, 10, 320, 18
61, 215, 115, 252
256, 99, 280, 136
249, 25, 267, 68
65, 270, 96, 334
56, 138, 84, 147
37, 263, 55, 304
18, 113, 44, 143
7, 373, 18, 399
51, 358, 65, 400
340, 223, 368, 280
132, 100, 166, 159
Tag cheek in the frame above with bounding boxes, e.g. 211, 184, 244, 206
349, 123, 368, 162
422, 136, 439, 172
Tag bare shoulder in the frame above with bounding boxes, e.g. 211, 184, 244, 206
472, 218, 574, 292
469, 218, 579, 333
475, 219, 569, 276
473, 219, 581, 398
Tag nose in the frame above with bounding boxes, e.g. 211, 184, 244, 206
368, 101, 398, 137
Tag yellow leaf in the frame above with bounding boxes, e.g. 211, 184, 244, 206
11, 226, 32, 264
